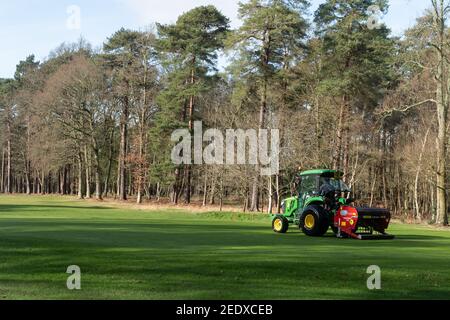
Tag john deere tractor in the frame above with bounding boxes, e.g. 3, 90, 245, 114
271, 169, 394, 240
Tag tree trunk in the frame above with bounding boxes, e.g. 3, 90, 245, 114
251, 78, 268, 212
118, 96, 129, 201
185, 62, 196, 204
414, 127, 431, 221
185, 165, 192, 204
209, 173, 216, 205
435, 1, 449, 225
84, 145, 91, 199
136, 188, 143, 204
137, 66, 149, 204
136, 128, 144, 204
267, 175, 273, 214
333, 97, 346, 170
202, 174, 208, 206
60, 167, 67, 195
276, 174, 281, 214
315, 96, 322, 159
25, 163, 31, 195
24, 117, 31, 195
172, 168, 181, 204
342, 117, 350, 181
94, 167, 102, 200
116, 156, 121, 199
369, 173, 377, 208
91, 138, 103, 201
6, 121, 11, 194
1, 148, 4, 193
219, 173, 224, 212
41, 171, 45, 195
104, 128, 114, 198
77, 152, 84, 199
250, 175, 259, 212
436, 106, 448, 225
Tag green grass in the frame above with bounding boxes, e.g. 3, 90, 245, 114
0, 195, 449, 300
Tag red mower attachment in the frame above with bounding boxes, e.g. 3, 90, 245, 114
335, 206, 395, 240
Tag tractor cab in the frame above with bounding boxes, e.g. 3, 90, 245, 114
296, 170, 351, 210
278, 169, 349, 223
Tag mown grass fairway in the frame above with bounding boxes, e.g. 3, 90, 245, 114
0, 195, 449, 300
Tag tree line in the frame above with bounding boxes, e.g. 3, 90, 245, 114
0, 0, 448, 225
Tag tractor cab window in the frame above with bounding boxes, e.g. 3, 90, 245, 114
299, 175, 317, 195
319, 176, 351, 193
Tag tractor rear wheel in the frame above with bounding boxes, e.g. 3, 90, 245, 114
300, 206, 329, 237
273, 216, 289, 234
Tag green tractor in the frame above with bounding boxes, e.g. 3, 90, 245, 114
271, 169, 394, 240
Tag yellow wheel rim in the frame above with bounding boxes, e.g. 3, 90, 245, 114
274, 219, 283, 232
305, 214, 315, 230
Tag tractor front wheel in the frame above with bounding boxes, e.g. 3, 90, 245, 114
273, 216, 289, 234
300, 206, 329, 237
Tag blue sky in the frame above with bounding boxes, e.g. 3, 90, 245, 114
0, 0, 431, 78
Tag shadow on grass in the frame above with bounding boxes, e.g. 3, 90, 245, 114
394, 234, 448, 240
1, 219, 449, 250
1, 198, 449, 299
0, 216, 449, 299
0, 204, 114, 212
0, 232, 449, 300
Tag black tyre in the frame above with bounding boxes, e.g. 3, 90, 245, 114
272, 216, 289, 234
300, 206, 330, 237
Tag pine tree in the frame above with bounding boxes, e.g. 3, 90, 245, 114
156, 5, 230, 204
227, 0, 309, 211
314, 0, 395, 179
103, 28, 143, 201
